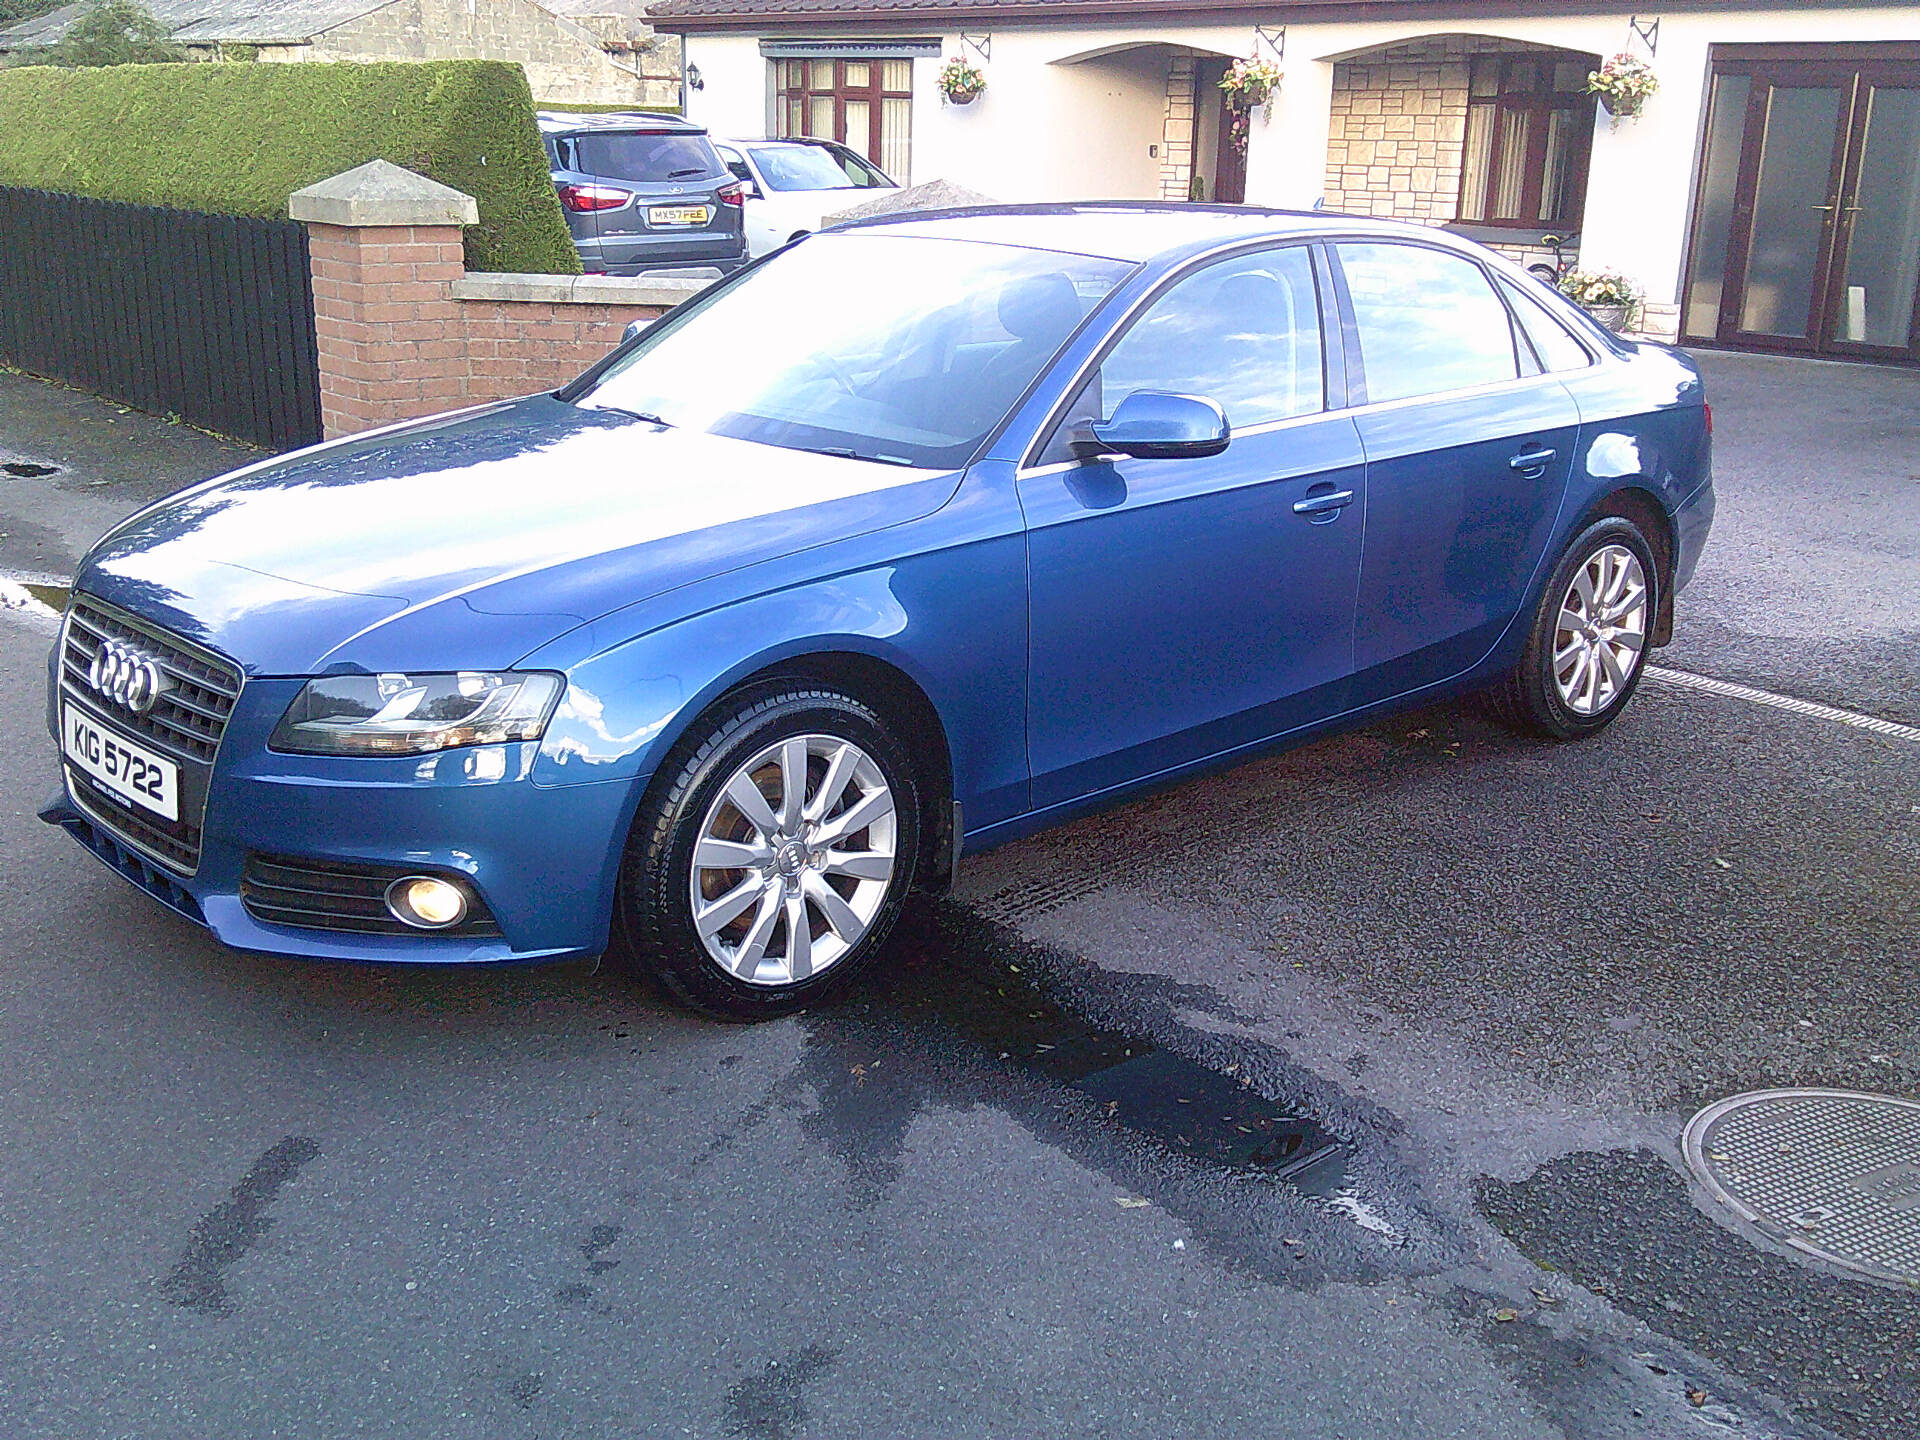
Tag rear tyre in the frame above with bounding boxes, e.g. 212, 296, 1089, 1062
614, 685, 919, 1020
1486, 517, 1658, 740
1527, 262, 1560, 286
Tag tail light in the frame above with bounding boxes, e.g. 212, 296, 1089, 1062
557, 182, 630, 213
1703, 402, 1713, 436
717, 181, 746, 208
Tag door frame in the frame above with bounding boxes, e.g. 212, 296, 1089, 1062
1681, 43, 1920, 364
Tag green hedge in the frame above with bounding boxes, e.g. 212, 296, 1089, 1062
535, 100, 683, 116
0, 60, 579, 274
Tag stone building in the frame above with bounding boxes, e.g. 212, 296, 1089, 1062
657, 0, 1920, 359
0, 0, 681, 107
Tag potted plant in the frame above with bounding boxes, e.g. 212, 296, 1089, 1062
1560, 268, 1640, 332
939, 56, 985, 105
1218, 55, 1282, 156
1586, 52, 1658, 121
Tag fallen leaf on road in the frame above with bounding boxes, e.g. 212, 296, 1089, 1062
1687, 1388, 1708, 1407
1115, 1197, 1150, 1209
1492, 1308, 1519, 1323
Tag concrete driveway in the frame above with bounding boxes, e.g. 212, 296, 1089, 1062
0, 350, 1914, 1440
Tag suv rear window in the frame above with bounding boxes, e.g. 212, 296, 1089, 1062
572, 132, 722, 183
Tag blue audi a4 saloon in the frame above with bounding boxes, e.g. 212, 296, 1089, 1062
44, 205, 1712, 1018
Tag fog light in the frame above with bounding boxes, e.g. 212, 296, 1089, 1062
385, 875, 469, 930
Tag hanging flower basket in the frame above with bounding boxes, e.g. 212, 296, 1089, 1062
1587, 53, 1658, 122
939, 56, 985, 105
1559, 267, 1640, 332
1219, 55, 1282, 157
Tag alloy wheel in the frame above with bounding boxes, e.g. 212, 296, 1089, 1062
1552, 542, 1648, 716
688, 733, 898, 986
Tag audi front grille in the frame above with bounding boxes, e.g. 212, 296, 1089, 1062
58, 594, 244, 875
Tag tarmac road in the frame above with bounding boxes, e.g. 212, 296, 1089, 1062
0, 351, 1914, 1440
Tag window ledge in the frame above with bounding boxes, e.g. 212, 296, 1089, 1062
1444, 223, 1580, 247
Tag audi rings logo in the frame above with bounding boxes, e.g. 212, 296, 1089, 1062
88, 639, 171, 715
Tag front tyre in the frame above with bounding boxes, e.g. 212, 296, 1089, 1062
616, 686, 919, 1019
1489, 517, 1658, 739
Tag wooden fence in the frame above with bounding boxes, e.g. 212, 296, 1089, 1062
0, 187, 321, 450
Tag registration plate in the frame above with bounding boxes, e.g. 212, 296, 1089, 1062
63, 704, 178, 821
648, 204, 711, 228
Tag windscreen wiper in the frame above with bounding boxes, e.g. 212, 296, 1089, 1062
811, 446, 913, 467
596, 405, 672, 427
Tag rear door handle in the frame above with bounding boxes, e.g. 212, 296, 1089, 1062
1509, 446, 1557, 473
1292, 487, 1355, 523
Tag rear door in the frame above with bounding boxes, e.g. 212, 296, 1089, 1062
1329, 240, 1583, 702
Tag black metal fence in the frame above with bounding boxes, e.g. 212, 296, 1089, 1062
0, 187, 321, 451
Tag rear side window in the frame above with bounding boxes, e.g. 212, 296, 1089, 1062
1337, 243, 1519, 403
572, 132, 722, 183
1500, 278, 1595, 372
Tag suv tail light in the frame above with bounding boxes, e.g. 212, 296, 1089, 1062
557, 182, 631, 213
717, 180, 746, 208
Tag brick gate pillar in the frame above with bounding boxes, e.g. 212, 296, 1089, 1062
289, 160, 479, 439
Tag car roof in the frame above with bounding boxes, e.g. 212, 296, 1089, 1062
724, 137, 836, 150
537, 111, 707, 137
826, 202, 1485, 264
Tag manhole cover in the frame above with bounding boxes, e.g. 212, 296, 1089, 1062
1683, 1089, 1920, 1286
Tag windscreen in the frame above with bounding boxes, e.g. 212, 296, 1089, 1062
749, 145, 863, 192
573, 132, 722, 183
573, 233, 1133, 469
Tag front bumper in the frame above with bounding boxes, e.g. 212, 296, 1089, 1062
43, 674, 643, 965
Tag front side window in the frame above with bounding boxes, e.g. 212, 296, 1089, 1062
774, 58, 913, 181
575, 233, 1130, 469
1038, 247, 1324, 465
572, 131, 724, 184
1457, 54, 1596, 228
1337, 243, 1520, 403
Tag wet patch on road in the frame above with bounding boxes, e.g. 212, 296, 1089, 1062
722, 1344, 839, 1440
778, 902, 1442, 1285
158, 1135, 322, 1316
1479, 1148, 1920, 1440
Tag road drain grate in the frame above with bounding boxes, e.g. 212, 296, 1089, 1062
1682, 1089, 1920, 1286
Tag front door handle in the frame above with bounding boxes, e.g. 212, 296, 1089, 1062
1509, 446, 1557, 474
1292, 486, 1355, 523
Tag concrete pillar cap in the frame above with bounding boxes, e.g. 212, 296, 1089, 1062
289, 160, 479, 228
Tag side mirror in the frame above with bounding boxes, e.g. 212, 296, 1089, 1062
622, 316, 654, 345
1082, 390, 1229, 460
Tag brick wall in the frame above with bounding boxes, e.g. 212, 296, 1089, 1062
1159, 51, 1197, 202
1323, 38, 1586, 240
304, 220, 695, 438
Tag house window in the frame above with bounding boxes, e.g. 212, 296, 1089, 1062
1457, 54, 1595, 228
775, 58, 913, 182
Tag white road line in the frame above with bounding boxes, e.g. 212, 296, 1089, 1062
1646, 666, 1920, 742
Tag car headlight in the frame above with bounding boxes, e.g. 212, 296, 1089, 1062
270, 672, 564, 757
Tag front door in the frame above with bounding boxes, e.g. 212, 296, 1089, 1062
1684, 48, 1920, 361
1022, 245, 1363, 809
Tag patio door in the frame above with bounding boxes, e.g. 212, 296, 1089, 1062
1684, 48, 1920, 361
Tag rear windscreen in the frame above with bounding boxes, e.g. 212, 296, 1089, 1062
573, 132, 721, 183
